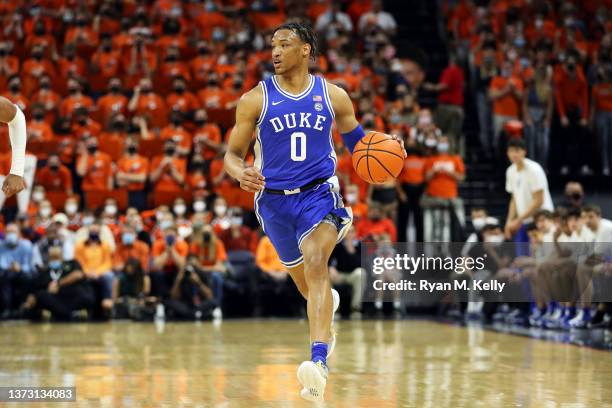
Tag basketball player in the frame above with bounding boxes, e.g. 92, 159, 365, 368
0, 96, 27, 197
224, 23, 404, 401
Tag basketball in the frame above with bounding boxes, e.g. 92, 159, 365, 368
352, 131, 404, 184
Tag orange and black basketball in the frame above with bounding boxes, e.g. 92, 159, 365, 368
352, 131, 404, 184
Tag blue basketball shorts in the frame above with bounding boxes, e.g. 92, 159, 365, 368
254, 175, 353, 268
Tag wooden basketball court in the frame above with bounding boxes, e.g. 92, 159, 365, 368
1, 320, 611, 407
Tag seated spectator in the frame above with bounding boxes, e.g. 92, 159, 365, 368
356, 202, 397, 242
116, 140, 149, 210
72, 106, 102, 139
2, 75, 28, 112
211, 197, 230, 231
90, 40, 123, 96
74, 224, 114, 317
27, 103, 54, 143
63, 196, 82, 231
30, 75, 61, 120
329, 227, 363, 318
22, 246, 94, 321
217, 207, 259, 253
165, 255, 217, 320
98, 113, 127, 157
60, 78, 93, 118
160, 109, 192, 156
0, 224, 34, 317
15, 213, 41, 243
33, 219, 74, 269
33, 198, 55, 231
75, 213, 116, 251
150, 225, 188, 297
112, 258, 155, 320
166, 76, 199, 115
35, 154, 73, 195
193, 109, 223, 164
149, 140, 186, 193
128, 77, 167, 130
96, 78, 128, 126
114, 226, 150, 273
76, 137, 113, 192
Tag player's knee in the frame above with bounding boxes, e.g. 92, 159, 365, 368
303, 251, 328, 279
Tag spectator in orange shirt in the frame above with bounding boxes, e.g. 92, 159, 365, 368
149, 140, 187, 193
189, 41, 216, 88
127, 77, 167, 130
160, 110, 192, 156
27, 103, 54, 142
21, 46, 57, 97
166, 76, 199, 115
60, 78, 94, 118
114, 225, 150, 273
122, 31, 157, 89
151, 225, 189, 296
96, 78, 128, 126
396, 136, 426, 242
116, 140, 149, 210
193, 109, 223, 162
74, 223, 114, 316
197, 72, 228, 109
89, 36, 123, 94
24, 19, 58, 61
157, 46, 191, 93
423, 135, 465, 200
30, 75, 61, 121
592, 67, 612, 175
36, 154, 73, 195
72, 107, 102, 139
355, 202, 397, 242
76, 137, 114, 192
0, 42, 19, 93
344, 184, 368, 221
489, 60, 523, 153
63, 13, 99, 54
2, 76, 29, 113
57, 43, 86, 85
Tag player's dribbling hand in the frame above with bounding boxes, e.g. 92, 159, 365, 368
390, 134, 407, 158
2, 174, 26, 198
238, 166, 265, 192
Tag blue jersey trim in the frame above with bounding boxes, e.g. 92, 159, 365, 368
271, 74, 315, 100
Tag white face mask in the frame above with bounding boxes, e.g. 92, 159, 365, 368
425, 138, 437, 148
178, 225, 192, 239
40, 207, 52, 218
485, 234, 505, 243
214, 205, 227, 217
173, 204, 186, 216
193, 201, 206, 213
230, 216, 242, 226
437, 143, 449, 153
65, 203, 78, 215
83, 216, 94, 226
32, 191, 44, 203
472, 217, 486, 231
346, 193, 358, 204
105, 205, 117, 216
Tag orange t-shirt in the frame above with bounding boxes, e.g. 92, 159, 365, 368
166, 92, 200, 113
150, 156, 187, 192
152, 239, 189, 269
96, 93, 128, 125
160, 126, 192, 153
197, 88, 228, 109
593, 83, 612, 113
113, 241, 150, 272
27, 120, 54, 142
36, 165, 73, 192
189, 240, 228, 267
116, 154, 149, 191
133, 94, 167, 129
193, 123, 222, 160
399, 154, 426, 184
78, 152, 113, 191
60, 95, 94, 118
424, 154, 465, 199
489, 76, 523, 117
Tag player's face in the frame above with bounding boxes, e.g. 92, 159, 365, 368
271, 30, 310, 74
507, 147, 525, 164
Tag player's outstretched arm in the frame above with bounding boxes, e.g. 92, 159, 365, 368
327, 81, 405, 157
224, 85, 266, 193
0, 96, 27, 197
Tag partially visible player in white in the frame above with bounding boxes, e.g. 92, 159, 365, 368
0, 96, 27, 197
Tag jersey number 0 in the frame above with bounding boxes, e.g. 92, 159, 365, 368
290, 132, 306, 162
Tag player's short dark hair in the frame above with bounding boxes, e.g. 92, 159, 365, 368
507, 138, 526, 151
581, 204, 602, 216
534, 209, 554, 221
273, 22, 318, 59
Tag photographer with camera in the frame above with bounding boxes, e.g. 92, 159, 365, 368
164, 254, 216, 320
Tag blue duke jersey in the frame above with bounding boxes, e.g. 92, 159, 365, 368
255, 74, 336, 190
252, 74, 353, 268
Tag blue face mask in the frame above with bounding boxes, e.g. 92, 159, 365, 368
5, 232, 18, 245
49, 260, 62, 270
122, 233, 135, 245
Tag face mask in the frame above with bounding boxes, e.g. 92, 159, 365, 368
535, 18, 543, 29
173, 204, 186, 216
68, 87, 79, 94
174, 86, 185, 94
390, 113, 401, 124
178, 225, 192, 239
164, 147, 175, 156
33, 52, 43, 60
89, 231, 100, 242
40, 82, 50, 90
438, 143, 449, 153
105, 205, 117, 216
425, 138, 437, 148
9, 84, 19, 93
230, 216, 242, 226
212, 28, 224, 41
165, 234, 176, 246
82, 216, 94, 226
40, 207, 52, 218
336, 63, 346, 72
122, 232, 135, 245
32, 191, 44, 202
485, 234, 504, 244
49, 260, 62, 270
472, 217, 486, 231
195, 119, 206, 126
193, 221, 204, 231
160, 220, 173, 230
87, 146, 98, 154
569, 192, 583, 201
141, 87, 152, 94
202, 231, 211, 243
370, 214, 381, 222
418, 115, 432, 126
193, 201, 206, 213
127, 146, 137, 154
214, 205, 227, 217
346, 193, 358, 204
5, 232, 18, 245
65, 203, 78, 215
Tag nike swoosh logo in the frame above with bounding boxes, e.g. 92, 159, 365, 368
272, 100, 284, 106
